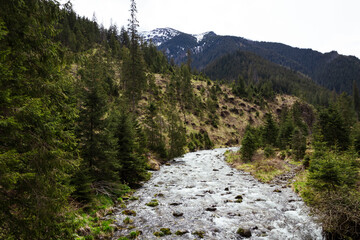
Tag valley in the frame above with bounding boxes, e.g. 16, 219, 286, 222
1, 1, 360, 240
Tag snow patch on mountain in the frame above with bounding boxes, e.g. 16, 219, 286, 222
141, 28, 181, 46
192, 31, 212, 43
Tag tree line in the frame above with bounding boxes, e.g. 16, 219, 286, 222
239, 95, 360, 239
0, 0, 192, 238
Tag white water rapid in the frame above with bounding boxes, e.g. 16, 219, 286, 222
112, 148, 323, 239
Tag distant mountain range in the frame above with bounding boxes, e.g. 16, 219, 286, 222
141, 28, 360, 94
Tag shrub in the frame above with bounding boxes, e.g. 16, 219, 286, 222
264, 145, 275, 158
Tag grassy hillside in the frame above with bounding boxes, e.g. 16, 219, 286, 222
132, 71, 300, 151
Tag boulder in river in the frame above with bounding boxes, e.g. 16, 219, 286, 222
175, 230, 189, 236
236, 227, 252, 238
205, 207, 217, 211
148, 158, 160, 171
173, 211, 184, 217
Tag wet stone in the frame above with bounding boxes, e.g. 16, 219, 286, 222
205, 207, 217, 211
255, 198, 266, 201
173, 211, 184, 217
236, 227, 252, 238
169, 202, 182, 206
235, 195, 243, 200
204, 190, 215, 194
175, 230, 189, 236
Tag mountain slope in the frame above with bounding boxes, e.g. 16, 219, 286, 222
204, 50, 332, 105
142, 28, 360, 94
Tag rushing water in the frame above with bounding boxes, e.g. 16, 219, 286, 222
112, 148, 323, 239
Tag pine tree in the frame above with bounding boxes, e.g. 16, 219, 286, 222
122, 0, 147, 110
240, 127, 257, 162
75, 52, 119, 198
318, 105, 350, 150
115, 112, 148, 186
144, 102, 167, 158
168, 111, 187, 159
262, 113, 278, 146
335, 92, 356, 129
277, 112, 294, 149
291, 127, 306, 160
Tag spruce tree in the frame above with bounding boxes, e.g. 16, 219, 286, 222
122, 0, 146, 110
144, 102, 167, 158
168, 111, 187, 159
318, 105, 350, 150
115, 112, 148, 186
291, 127, 306, 160
240, 128, 257, 162
76, 52, 119, 198
277, 113, 294, 149
262, 113, 278, 146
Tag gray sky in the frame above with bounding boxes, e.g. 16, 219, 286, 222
60, 0, 360, 58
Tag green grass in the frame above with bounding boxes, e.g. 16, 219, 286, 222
225, 150, 290, 183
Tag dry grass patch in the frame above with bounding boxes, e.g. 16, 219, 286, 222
225, 150, 290, 183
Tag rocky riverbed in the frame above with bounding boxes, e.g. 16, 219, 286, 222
112, 148, 323, 239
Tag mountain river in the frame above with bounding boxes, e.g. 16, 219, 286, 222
112, 148, 323, 239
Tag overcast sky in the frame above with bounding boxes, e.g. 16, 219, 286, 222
60, 0, 360, 58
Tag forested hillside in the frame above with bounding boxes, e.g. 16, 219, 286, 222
1, 1, 360, 240
147, 28, 360, 94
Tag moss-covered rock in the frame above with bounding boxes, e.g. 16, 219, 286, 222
122, 210, 136, 216
123, 217, 133, 224
146, 199, 159, 207
160, 228, 172, 235
153, 228, 172, 237
236, 227, 251, 238
192, 230, 205, 238
175, 230, 189, 236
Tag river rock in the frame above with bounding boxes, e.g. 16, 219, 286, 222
173, 211, 184, 217
205, 207, 217, 211
169, 202, 182, 206
148, 159, 160, 171
235, 195, 243, 199
236, 227, 252, 238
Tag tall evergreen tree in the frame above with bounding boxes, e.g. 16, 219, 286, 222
240, 127, 257, 162
122, 0, 146, 110
262, 113, 278, 146
115, 112, 148, 186
317, 105, 350, 150
168, 111, 187, 159
75, 52, 119, 199
291, 127, 306, 160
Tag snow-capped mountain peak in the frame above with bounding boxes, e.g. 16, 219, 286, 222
140, 28, 182, 46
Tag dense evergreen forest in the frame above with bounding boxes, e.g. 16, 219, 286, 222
0, 0, 359, 239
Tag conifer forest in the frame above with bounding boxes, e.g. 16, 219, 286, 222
0, 0, 359, 239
